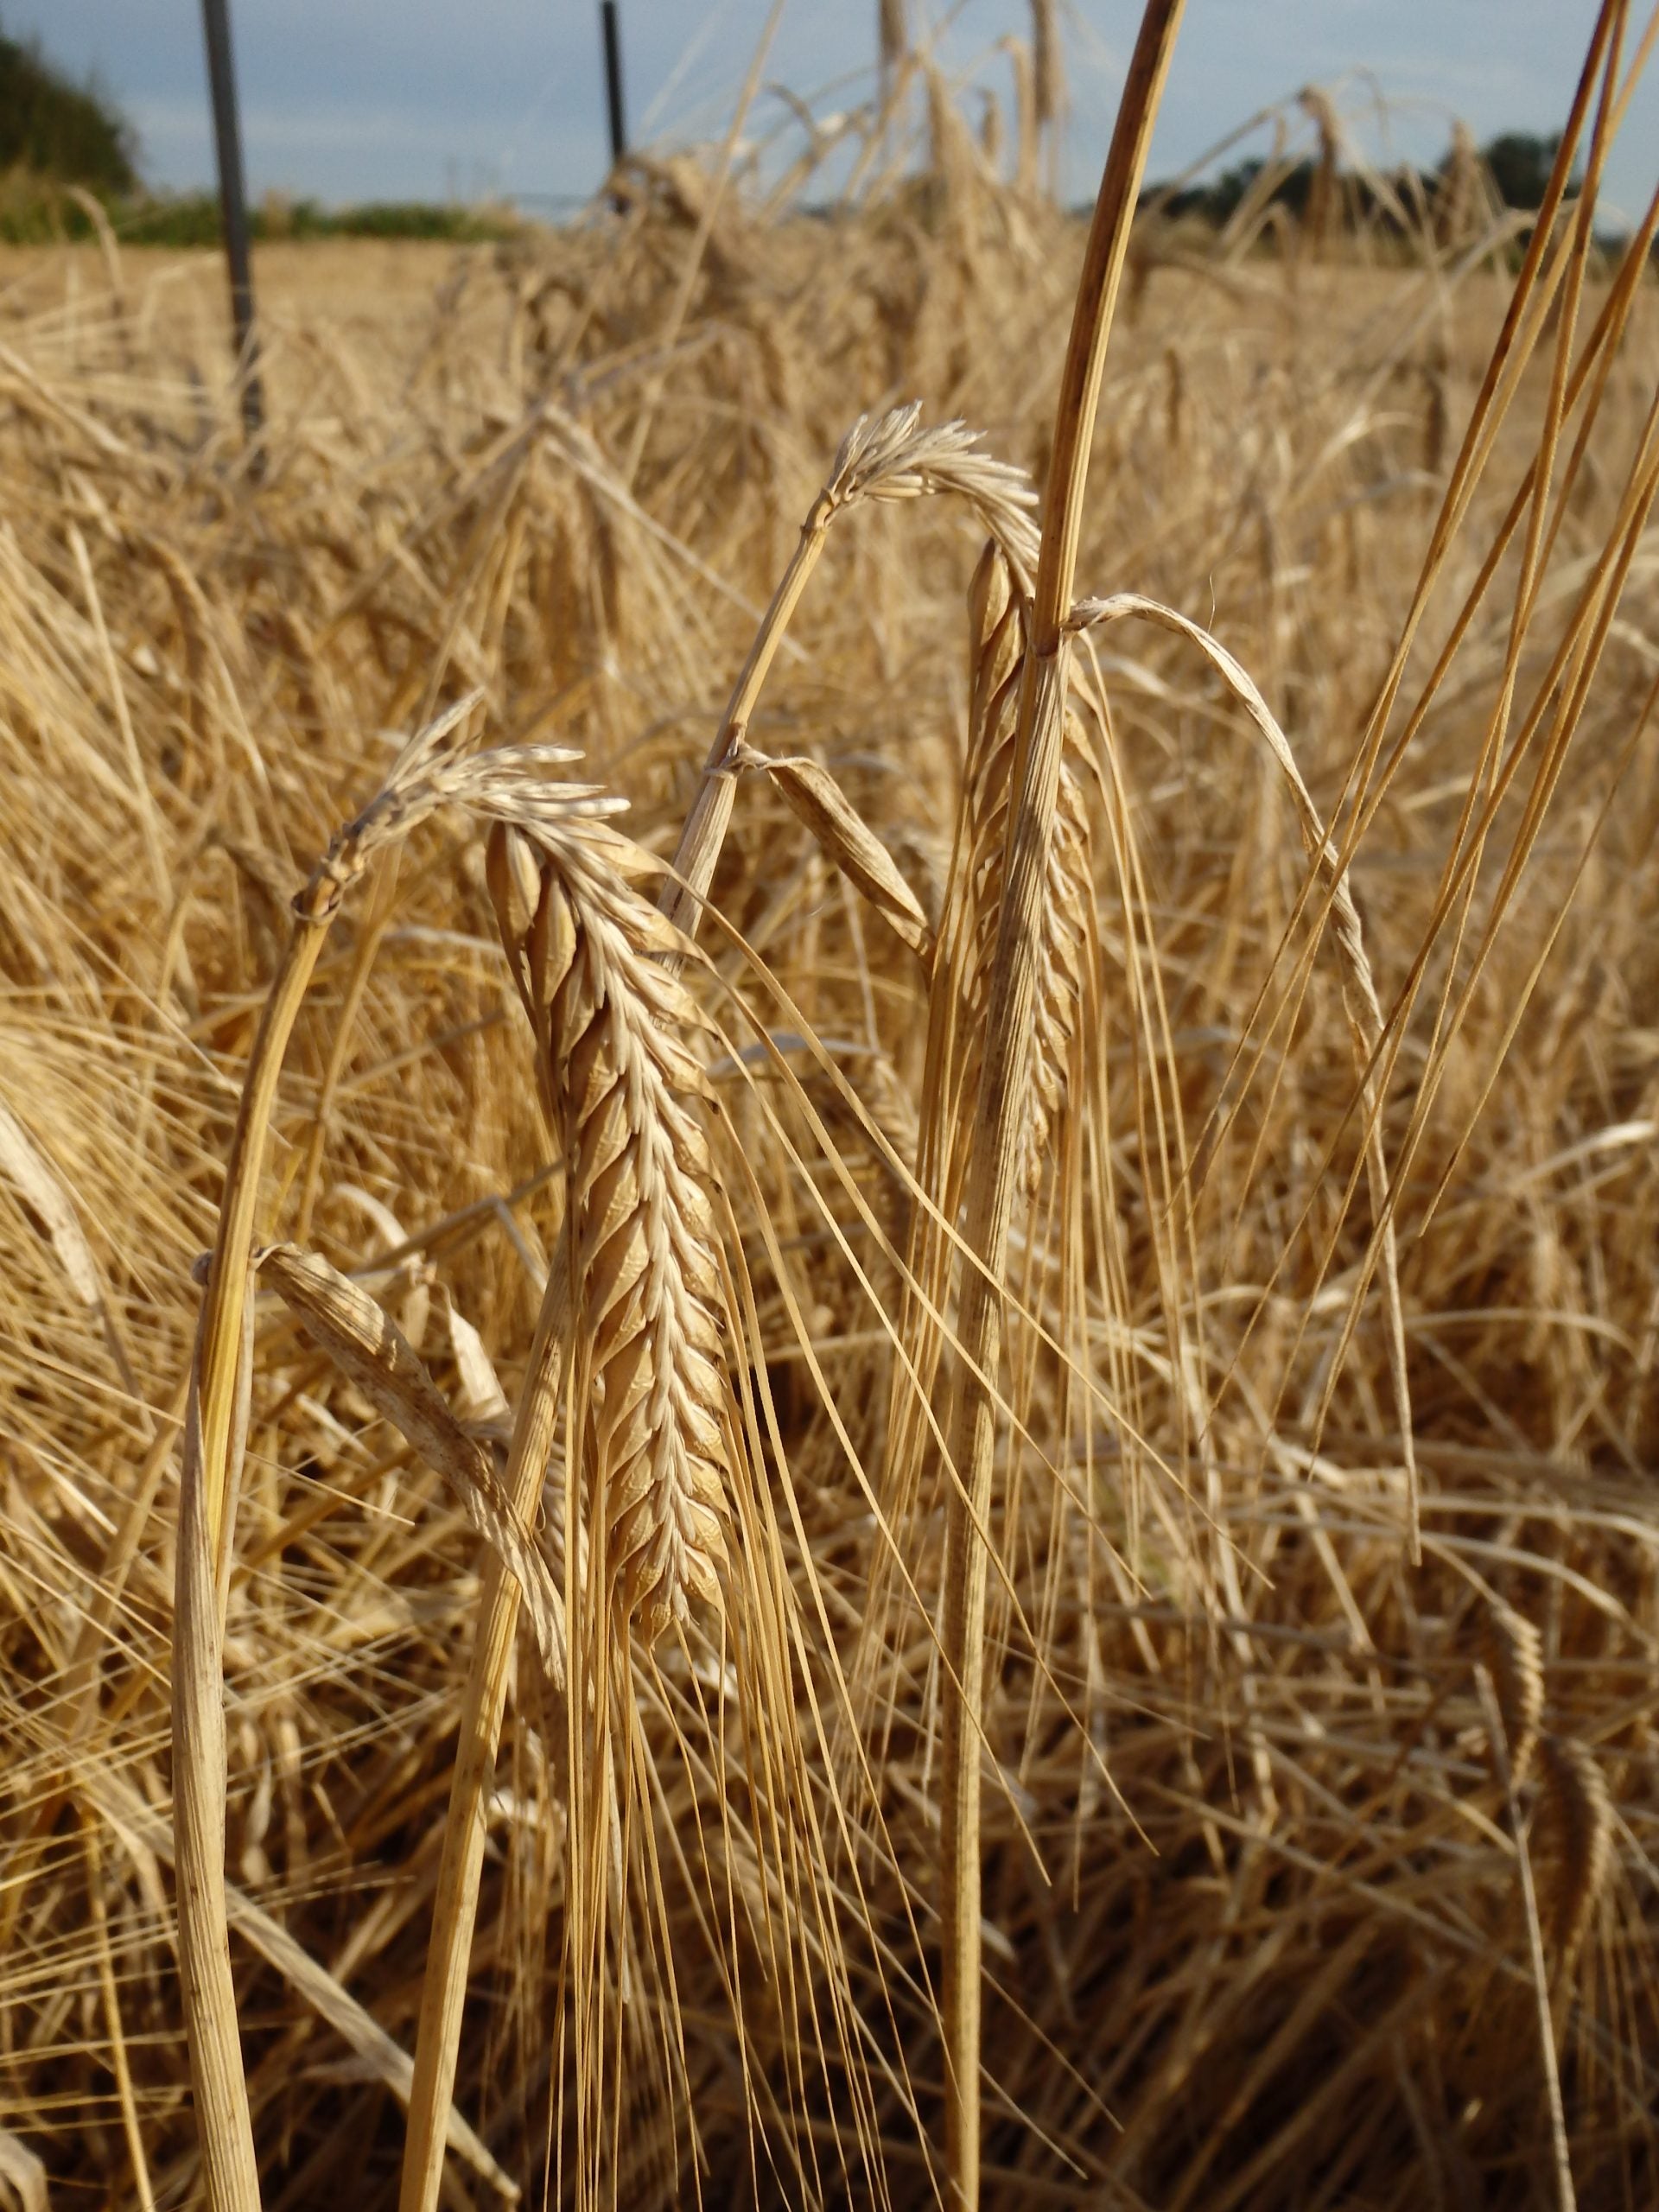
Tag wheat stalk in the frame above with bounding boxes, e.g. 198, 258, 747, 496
880, 0, 908, 79
171, 695, 615, 2203
934, 11, 1186, 2204
391, 408, 1036, 2197
853, 541, 1099, 1751
402, 747, 741, 2207
1475, 1662, 1578, 2212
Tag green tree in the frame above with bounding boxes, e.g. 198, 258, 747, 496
0, 22, 137, 194
1480, 131, 1570, 211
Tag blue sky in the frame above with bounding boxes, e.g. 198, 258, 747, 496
13, 3, 1657, 226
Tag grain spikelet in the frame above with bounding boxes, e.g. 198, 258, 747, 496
660, 403, 1038, 942
962, 545, 1095, 1201
485, 821, 729, 1643
1297, 86, 1340, 260
985, 759, 1091, 1204
303, 702, 623, 923
1437, 118, 1481, 249
1536, 1734, 1614, 1971
1478, 1603, 1545, 1789
825, 404, 1040, 585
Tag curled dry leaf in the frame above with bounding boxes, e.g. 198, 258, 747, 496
258, 1242, 565, 1688
446, 1296, 512, 1429
735, 742, 934, 958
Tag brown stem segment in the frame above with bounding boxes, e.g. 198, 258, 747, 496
658, 492, 835, 939
935, 7, 1185, 2207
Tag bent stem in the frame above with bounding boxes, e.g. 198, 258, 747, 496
175, 690, 486, 2205
398, 1262, 572, 2210
172, 909, 333, 2210
659, 491, 849, 938
934, 5, 1185, 2207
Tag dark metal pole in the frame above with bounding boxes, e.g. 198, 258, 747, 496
601, 1, 626, 172
200, 0, 264, 453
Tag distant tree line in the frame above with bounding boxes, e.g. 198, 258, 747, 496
0, 21, 518, 244
0, 26, 1637, 255
1149, 132, 1573, 227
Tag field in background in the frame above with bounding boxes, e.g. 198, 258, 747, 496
2, 125, 1657, 2212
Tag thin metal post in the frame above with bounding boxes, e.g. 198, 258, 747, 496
200, 0, 264, 452
601, 1, 627, 172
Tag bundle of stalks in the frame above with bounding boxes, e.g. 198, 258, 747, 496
2, 7, 1658, 2209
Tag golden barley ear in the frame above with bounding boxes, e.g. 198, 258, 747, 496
1478, 1602, 1545, 1791
485, 820, 729, 1644
963, 746, 1095, 1205
1536, 1733, 1614, 1974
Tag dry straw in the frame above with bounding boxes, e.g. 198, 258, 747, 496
5, 4, 1658, 2207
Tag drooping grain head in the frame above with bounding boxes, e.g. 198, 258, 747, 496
1478, 1602, 1545, 1789
1536, 1733, 1614, 1971
486, 822, 729, 1643
960, 544, 1095, 1204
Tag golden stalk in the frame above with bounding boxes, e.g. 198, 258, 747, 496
935, 6, 1185, 2202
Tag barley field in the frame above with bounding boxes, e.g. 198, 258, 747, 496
2, 19, 1658, 2211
